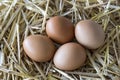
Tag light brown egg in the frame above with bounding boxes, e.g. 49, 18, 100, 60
46, 16, 74, 44
23, 35, 56, 62
75, 20, 105, 49
53, 42, 86, 70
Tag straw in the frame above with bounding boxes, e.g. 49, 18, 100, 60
0, 0, 120, 80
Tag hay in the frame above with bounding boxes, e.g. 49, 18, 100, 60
0, 0, 120, 80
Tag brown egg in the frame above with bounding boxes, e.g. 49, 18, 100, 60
23, 35, 56, 62
53, 42, 86, 70
46, 16, 74, 44
75, 20, 105, 49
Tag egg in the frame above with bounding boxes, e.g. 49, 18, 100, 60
75, 20, 105, 49
23, 35, 56, 62
46, 16, 74, 44
53, 42, 86, 70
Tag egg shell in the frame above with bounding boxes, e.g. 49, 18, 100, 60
23, 35, 56, 62
75, 20, 105, 49
46, 16, 74, 44
53, 42, 86, 70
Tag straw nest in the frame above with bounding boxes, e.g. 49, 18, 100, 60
0, 0, 120, 80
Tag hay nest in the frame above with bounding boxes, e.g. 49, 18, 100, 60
0, 0, 120, 80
